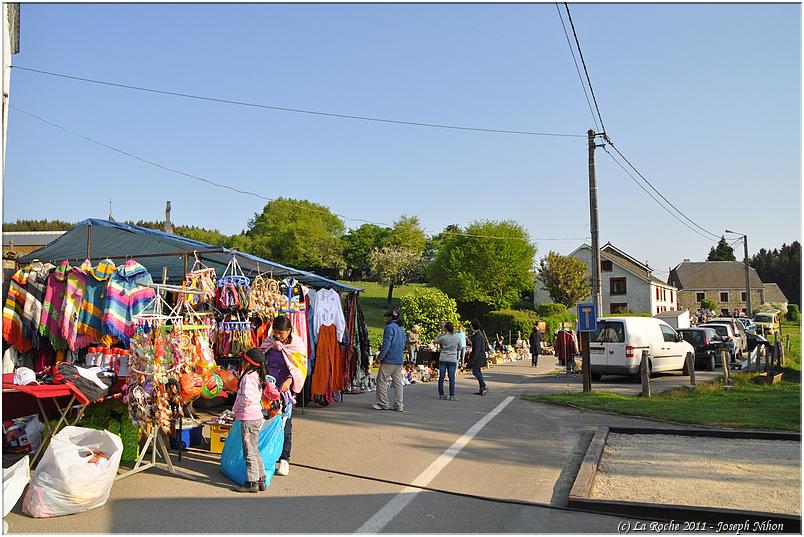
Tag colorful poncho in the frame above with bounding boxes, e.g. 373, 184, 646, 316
103, 260, 155, 347
2, 265, 35, 353
22, 262, 55, 349
76, 259, 116, 347
39, 261, 72, 351
61, 264, 89, 351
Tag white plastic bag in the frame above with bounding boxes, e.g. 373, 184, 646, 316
3, 455, 29, 517
22, 426, 123, 518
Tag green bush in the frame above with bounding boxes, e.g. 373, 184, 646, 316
786, 304, 801, 322
700, 299, 718, 311
399, 288, 461, 343
538, 303, 568, 318
485, 310, 541, 342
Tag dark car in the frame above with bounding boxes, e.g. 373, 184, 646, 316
677, 327, 724, 371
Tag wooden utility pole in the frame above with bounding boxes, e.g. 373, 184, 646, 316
588, 129, 602, 314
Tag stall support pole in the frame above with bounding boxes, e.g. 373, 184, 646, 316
86, 224, 92, 259
183, 253, 189, 277
116, 427, 175, 481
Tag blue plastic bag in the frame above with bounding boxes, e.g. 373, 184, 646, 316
220, 406, 291, 487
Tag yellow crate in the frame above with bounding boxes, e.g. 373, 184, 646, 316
209, 423, 231, 454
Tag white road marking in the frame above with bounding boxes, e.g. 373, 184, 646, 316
355, 396, 515, 534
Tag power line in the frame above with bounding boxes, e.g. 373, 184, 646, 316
602, 147, 719, 243
10, 105, 586, 243
554, 3, 599, 132
562, 3, 606, 135
12, 65, 586, 139
606, 143, 721, 240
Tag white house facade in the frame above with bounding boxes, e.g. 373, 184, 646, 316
535, 242, 678, 315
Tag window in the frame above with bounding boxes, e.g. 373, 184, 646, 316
601, 260, 613, 272
660, 324, 678, 343
696, 292, 705, 302
610, 278, 627, 295
720, 308, 730, 316
720, 292, 729, 303
671, 291, 675, 303
610, 303, 628, 314
741, 292, 747, 302
591, 321, 625, 343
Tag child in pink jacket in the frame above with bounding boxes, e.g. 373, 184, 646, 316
231, 348, 267, 493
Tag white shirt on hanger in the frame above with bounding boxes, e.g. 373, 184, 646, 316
313, 288, 346, 341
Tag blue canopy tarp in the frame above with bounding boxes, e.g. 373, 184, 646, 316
17, 219, 360, 293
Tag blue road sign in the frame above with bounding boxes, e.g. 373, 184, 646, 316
577, 303, 597, 332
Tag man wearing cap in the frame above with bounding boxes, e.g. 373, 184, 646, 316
373, 308, 406, 412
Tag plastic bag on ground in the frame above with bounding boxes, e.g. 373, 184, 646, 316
3, 455, 29, 517
220, 405, 290, 487
22, 426, 123, 518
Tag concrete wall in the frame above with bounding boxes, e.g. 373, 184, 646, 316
678, 288, 765, 315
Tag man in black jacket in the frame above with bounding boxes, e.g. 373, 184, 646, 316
467, 319, 489, 396
529, 325, 542, 367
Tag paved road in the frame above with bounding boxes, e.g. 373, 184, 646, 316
7, 358, 701, 533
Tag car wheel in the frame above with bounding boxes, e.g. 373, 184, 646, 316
708, 353, 716, 371
590, 372, 602, 381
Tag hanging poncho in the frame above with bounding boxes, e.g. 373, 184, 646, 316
61, 263, 89, 351
22, 262, 55, 349
103, 260, 155, 347
2, 265, 35, 353
76, 259, 116, 347
39, 261, 72, 351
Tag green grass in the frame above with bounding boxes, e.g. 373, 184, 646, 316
347, 281, 430, 350
522, 373, 801, 432
781, 320, 801, 381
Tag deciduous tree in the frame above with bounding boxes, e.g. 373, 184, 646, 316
537, 251, 590, 307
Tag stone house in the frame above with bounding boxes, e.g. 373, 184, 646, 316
2, 231, 66, 269
668, 260, 766, 316
762, 283, 789, 308
534, 242, 678, 315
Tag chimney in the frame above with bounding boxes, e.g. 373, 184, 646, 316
683, 258, 690, 262
164, 201, 174, 234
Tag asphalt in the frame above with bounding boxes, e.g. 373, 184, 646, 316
5, 356, 718, 534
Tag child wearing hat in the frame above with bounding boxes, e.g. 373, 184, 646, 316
232, 347, 269, 493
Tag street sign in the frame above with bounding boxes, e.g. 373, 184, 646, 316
577, 303, 597, 332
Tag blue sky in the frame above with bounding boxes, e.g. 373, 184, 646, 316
4, 3, 801, 276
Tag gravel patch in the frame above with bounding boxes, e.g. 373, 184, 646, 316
590, 433, 801, 515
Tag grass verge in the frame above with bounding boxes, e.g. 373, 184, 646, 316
522, 373, 801, 431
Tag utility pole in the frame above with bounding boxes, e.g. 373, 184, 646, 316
588, 129, 603, 313
726, 230, 751, 317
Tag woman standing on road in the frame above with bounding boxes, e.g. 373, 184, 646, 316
467, 319, 489, 396
433, 321, 462, 400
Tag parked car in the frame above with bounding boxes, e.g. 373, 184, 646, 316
698, 323, 738, 362
677, 327, 724, 371
736, 317, 758, 333
706, 318, 747, 358
753, 311, 781, 336
588, 317, 695, 380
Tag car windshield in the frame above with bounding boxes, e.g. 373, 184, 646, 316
680, 330, 705, 345
590, 321, 625, 343
755, 314, 774, 323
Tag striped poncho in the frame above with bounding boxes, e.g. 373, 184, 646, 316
76, 259, 116, 347
22, 262, 55, 349
103, 260, 155, 347
39, 261, 72, 351
2, 265, 35, 353
61, 263, 89, 351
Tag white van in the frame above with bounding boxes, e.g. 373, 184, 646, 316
588, 317, 695, 379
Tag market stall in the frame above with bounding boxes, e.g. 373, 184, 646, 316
3, 219, 370, 493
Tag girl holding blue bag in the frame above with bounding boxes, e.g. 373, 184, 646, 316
231, 348, 269, 493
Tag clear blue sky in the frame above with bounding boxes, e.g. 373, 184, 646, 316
4, 3, 801, 275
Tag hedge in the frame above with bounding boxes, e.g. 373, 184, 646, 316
484, 310, 540, 342
484, 309, 577, 345
538, 303, 567, 318
786, 304, 800, 322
